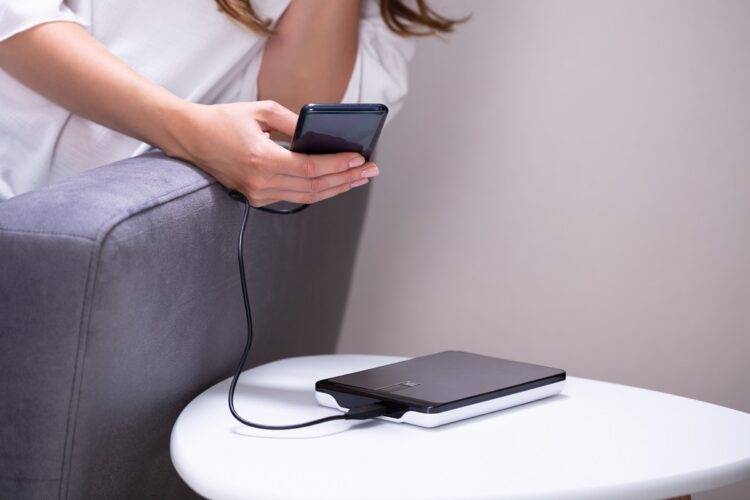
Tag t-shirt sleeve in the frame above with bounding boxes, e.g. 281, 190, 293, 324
0, 1, 87, 43
340, 0, 416, 123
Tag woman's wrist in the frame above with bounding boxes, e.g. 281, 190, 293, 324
150, 98, 203, 163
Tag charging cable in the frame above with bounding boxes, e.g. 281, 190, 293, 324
227, 192, 388, 429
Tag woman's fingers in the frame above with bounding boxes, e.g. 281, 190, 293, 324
247, 162, 377, 206
243, 153, 378, 206
270, 162, 378, 194
264, 141, 365, 178
256, 178, 370, 207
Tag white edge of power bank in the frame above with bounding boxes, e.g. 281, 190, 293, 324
315, 380, 565, 428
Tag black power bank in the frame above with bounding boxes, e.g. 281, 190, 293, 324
315, 351, 566, 427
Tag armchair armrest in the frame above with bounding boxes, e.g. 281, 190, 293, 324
0, 152, 369, 499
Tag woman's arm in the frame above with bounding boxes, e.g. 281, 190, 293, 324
0, 21, 377, 205
258, 0, 361, 111
0, 21, 186, 153
259, 0, 416, 122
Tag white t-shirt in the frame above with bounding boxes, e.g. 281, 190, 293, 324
0, 0, 414, 199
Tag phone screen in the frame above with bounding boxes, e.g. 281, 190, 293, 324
291, 104, 388, 160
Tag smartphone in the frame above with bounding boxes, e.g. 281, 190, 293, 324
290, 103, 388, 161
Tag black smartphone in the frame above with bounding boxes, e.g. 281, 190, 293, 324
290, 103, 388, 161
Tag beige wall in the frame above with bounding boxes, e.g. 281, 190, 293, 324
338, 1, 750, 498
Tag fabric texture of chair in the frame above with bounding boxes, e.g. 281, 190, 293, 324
0, 152, 370, 499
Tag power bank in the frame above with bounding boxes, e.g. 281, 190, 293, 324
315, 351, 565, 428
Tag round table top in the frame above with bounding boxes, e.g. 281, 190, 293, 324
171, 355, 750, 500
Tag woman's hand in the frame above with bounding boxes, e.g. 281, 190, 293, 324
165, 100, 378, 206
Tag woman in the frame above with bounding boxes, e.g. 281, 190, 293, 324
0, 0, 460, 204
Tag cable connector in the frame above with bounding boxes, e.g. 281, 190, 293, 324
343, 403, 391, 421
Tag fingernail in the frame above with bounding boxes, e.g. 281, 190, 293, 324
349, 155, 366, 168
361, 165, 379, 178
351, 178, 369, 188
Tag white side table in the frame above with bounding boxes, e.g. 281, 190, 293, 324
171, 355, 750, 500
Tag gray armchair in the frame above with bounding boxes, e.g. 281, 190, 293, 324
0, 152, 370, 499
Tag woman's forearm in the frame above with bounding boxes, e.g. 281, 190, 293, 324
257, 0, 361, 112
0, 21, 187, 154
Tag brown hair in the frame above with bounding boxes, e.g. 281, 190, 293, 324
215, 0, 465, 37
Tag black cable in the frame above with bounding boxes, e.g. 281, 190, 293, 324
255, 203, 309, 214
227, 192, 388, 429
